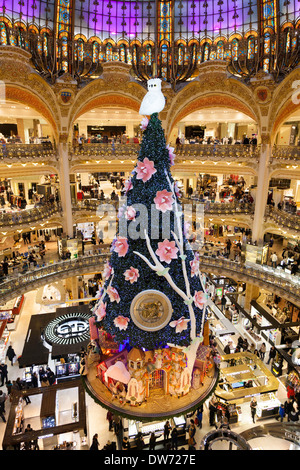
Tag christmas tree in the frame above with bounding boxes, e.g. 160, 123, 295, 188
93, 111, 207, 351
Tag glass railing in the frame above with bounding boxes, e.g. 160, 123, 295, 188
0, 252, 299, 305
198, 254, 300, 302
0, 253, 109, 301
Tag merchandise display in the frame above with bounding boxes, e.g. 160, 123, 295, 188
0, 295, 24, 330
216, 352, 279, 403
0, 319, 10, 363
256, 393, 281, 419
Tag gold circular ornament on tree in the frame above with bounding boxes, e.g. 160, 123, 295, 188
130, 290, 173, 332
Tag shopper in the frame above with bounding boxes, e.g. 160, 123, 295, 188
0, 362, 8, 386
196, 404, 204, 429
6, 345, 16, 366
220, 295, 227, 312
224, 341, 232, 355
90, 433, 100, 450
284, 398, 294, 421
267, 346, 276, 366
259, 343, 266, 361
250, 397, 257, 423
209, 399, 217, 427
188, 419, 196, 447
149, 432, 156, 451
46, 367, 56, 385
171, 427, 178, 450
31, 372, 38, 388
270, 252, 278, 268
163, 420, 171, 446
106, 410, 114, 431
122, 436, 130, 450
135, 432, 145, 450
0, 390, 7, 415
276, 404, 286, 422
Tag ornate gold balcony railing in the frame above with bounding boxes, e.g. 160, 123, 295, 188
0, 203, 62, 229
272, 145, 300, 161
175, 144, 260, 163
70, 143, 139, 162
0, 143, 57, 164
265, 206, 300, 232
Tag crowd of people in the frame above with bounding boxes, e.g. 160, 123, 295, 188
175, 134, 258, 147
74, 132, 141, 147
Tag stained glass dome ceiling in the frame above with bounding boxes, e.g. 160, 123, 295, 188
0, 1, 299, 85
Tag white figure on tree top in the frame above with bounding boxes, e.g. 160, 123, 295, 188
139, 78, 166, 116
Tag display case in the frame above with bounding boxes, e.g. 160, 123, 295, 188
0, 320, 10, 363
0, 295, 24, 331
55, 362, 80, 382
123, 416, 187, 449
256, 393, 281, 420
216, 352, 280, 403
42, 416, 56, 429
13, 398, 24, 435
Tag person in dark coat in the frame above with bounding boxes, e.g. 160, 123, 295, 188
90, 433, 99, 450
0, 363, 8, 386
6, 345, 16, 366
171, 427, 178, 450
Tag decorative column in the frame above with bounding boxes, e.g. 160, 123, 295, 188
57, 134, 74, 238
252, 134, 271, 244
65, 276, 78, 300
244, 283, 260, 311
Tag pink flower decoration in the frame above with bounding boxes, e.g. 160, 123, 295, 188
154, 189, 174, 213
194, 291, 207, 309
125, 206, 136, 221
124, 266, 140, 284
124, 178, 133, 193
113, 237, 129, 257
96, 302, 107, 321
107, 286, 120, 303
155, 239, 178, 264
140, 117, 149, 130
190, 258, 200, 277
169, 317, 190, 333
103, 262, 114, 280
135, 157, 157, 183
114, 315, 130, 331
166, 144, 175, 166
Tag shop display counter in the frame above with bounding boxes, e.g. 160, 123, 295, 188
0, 295, 24, 331
123, 415, 187, 449
216, 352, 279, 403
0, 319, 10, 362
256, 393, 281, 420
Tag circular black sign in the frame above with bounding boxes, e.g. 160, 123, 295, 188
44, 312, 91, 346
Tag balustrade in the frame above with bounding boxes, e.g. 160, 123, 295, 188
0, 203, 61, 228
0, 143, 56, 163
0, 253, 299, 306
266, 206, 300, 232
271, 146, 300, 161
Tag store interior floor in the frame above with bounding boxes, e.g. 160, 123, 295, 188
0, 288, 297, 451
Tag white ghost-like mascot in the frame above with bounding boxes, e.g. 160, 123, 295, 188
139, 78, 166, 116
